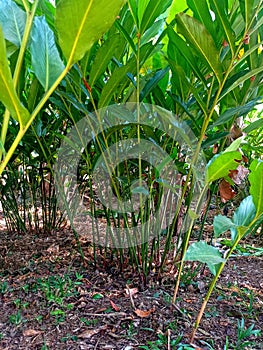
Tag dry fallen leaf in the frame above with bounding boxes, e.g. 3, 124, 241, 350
110, 300, 120, 312
23, 329, 42, 337
134, 308, 155, 318
78, 326, 107, 339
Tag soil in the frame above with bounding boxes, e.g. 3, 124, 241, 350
0, 220, 262, 350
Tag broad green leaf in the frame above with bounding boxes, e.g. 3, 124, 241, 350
0, 0, 26, 47
167, 26, 206, 85
210, 0, 236, 55
244, 118, 263, 133
202, 132, 229, 148
176, 12, 223, 83
0, 27, 30, 125
214, 215, 234, 237
249, 159, 263, 217
140, 0, 173, 34
185, 241, 225, 274
31, 16, 65, 91
206, 151, 242, 183
89, 33, 120, 87
187, 0, 217, 46
210, 99, 262, 128
233, 195, 256, 226
56, 0, 125, 66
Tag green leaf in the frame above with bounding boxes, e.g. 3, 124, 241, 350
206, 151, 242, 183
140, 0, 173, 34
185, 241, 225, 274
239, 0, 259, 26
0, 0, 26, 47
0, 27, 30, 125
233, 195, 256, 226
30, 16, 65, 91
214, 215, 234, 237
249, 159, 263, 217
167, 26, 206, 85
176, 12, 223, 83
220, 66, 263, 101
209, 0, 236, 55
139, 67, 169, 101
138, 0, 150, 27
89, 34, 120, 87
210, 99, 262, 128
244, 118, 263, 133
56, 0, 125, 66
224, 137, 244, 153
187, 0, 217, 46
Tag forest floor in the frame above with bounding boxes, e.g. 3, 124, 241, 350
0, 214, 263, 350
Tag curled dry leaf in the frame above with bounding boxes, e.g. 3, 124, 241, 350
134, 307, 155, 318
219, 179, 235, 203
23, 329, 43, 337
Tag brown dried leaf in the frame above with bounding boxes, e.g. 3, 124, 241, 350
219, 179, 236, 203
134, 308, 155, 318
78, 326, 107, 339
110, 300, 120, 312
23, 329, 43, 337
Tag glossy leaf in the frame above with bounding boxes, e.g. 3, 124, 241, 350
176, 12, 223, 83
0, 0, 26, 47
0, 27, 30, 125
233, 195, 256, 226
56, 0, 125, 66
31, 16, 65, 91
140, 0, 173, 34
249, 159, 263, 217
185, 241, 225, 273
206, 151, 242, 183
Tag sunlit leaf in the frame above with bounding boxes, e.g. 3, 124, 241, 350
0, 27, 30, 125
140, 0, 173, 34
56, 0, 125, 66
206, 151, 242, 183
249, 159, 263, 217
176, 12, 223, 83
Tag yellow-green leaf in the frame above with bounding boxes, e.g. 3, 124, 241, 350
0, 26, 30, 126
56, 0, 125, 67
